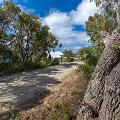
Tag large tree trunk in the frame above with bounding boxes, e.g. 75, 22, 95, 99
77, 26, 120, 120
99, 62, 120, 120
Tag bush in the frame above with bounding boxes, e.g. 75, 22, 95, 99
0, 57, 60, 76
39, 58, 51, 68
51, 58, 59, 65
22, 61, 42, 70
78, 46, 102, 79
78, 64, 94, 79
0, 62, 23, 76
0, 61, 42, 76
67, 57, 74, 62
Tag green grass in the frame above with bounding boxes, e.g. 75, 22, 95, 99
51, 103, 72, 120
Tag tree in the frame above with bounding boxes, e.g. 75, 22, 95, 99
78, 12, 117, 79
78, 12, 116, 78
78, 27, 120, 120
0, 2, 58, 63
0, 2, 20, 63
14, 13, 41, 62
34, 25, 58, 61
93, 0, 120, 25
0, 2, 58, 75
63, 49, 73, 62
86, 13, 117, 46
77, 0, 120, 120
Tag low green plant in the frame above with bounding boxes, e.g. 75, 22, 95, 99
51, 103, 71, 120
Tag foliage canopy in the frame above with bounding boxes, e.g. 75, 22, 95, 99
0, 2, 58, 75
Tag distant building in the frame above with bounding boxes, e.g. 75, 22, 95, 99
50, 51, 63, 58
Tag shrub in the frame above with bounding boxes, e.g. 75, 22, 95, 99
0, 57, 60, 77
0, 61, 42, 76
0, 62, 23, 76
40, 58, 52, 67
22, 61, 42, 70
51, 58, 59, 65
67, 57, 74, 62
78, 46, 102, 79
78, 64, 94, 79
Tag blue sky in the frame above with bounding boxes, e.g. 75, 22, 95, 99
0, 0, 97, 52
16, 0, 82, 16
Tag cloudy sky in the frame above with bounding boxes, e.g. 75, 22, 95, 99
0, 0, 97, 52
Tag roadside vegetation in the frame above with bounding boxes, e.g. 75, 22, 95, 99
0, 2, 59, 76
63, 49, 74, 62
78, 11, 117, 79
16, 70, 88, 120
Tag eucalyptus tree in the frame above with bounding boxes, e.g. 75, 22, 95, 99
77, 0, 120, 120
78, 13, 117, 79
14, 13, 40, 62
93, 0, 120, 25
0, 2, 20, 63
0, 1, 58, 66
86, 13, 117, 45
36, 25, 58, 60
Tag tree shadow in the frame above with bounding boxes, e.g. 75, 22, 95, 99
60, 62, 77, 68
0, 63, 77, 119
0, 68, 62, 120
0, 87, 51, 120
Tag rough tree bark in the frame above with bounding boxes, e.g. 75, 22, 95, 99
99, 62, 120, 120
77, 26, 120, 120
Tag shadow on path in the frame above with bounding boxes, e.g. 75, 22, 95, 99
0, 63, 77, 119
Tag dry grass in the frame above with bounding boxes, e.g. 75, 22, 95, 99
16, 70, 88, 120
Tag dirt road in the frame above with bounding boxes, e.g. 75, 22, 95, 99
0, 63, 77, 114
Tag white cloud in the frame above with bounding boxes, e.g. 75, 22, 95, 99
71, 0, 97, 25
43, 11, 77, 45
43, 11, 90, 45
42, 0, 97, 49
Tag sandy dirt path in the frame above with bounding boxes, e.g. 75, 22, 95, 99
0, 63, 77, 114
